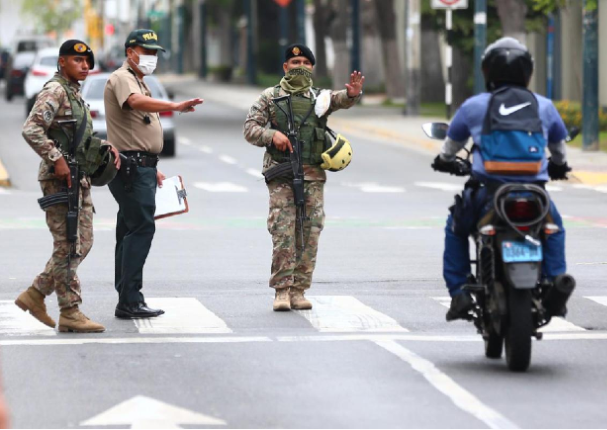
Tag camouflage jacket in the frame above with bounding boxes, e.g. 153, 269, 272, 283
243, 86, 360, 181
22, 73, 105, 183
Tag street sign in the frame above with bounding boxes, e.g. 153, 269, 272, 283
80, 395, 227, 428
431, 0, 468, 8
274, 0, 293, 7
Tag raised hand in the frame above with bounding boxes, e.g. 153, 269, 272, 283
345, 70, 365, 97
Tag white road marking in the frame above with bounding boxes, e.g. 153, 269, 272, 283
179, 137, 192, 146
545, 185, 562, 192
193, 182, 248, 192
434, 297, 585, 332
218, 154, 238, 165
297, 296, 408, 332
0, 300, 56, 336
415, 182, 463, 192
375, 340, 519, 429
0, 189, 10, 195
245, 168, 264, 178
586, 296, 607, 307
341, 182, 405, 193
538, 317, 585, 332
596, 186, 607, 193
133, 298, 232, 334
3, 332, 607, 347
80, 395, 226, 428
575, 262, 607, 265
199, 146, 213, 154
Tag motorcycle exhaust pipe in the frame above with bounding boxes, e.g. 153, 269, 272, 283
543, 274, 576, 318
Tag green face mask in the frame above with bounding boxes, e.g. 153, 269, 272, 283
280, 66, 313, 95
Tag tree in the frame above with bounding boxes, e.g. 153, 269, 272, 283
328, 0, 350, 89
312, 0, 329, 79
374, 0, 405, 99
21, 0, 82, 39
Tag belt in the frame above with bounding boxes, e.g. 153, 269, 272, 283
121, 151, 159, 168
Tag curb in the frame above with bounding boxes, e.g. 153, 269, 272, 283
0, 157, 10, 188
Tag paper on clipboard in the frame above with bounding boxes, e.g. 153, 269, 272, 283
155, 175, 189, 220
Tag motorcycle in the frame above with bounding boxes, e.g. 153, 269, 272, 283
422, 122, 577, 372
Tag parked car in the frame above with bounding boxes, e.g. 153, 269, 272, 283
4, 51, 36, 101
24, 47, 103, 116
81, 73, 177, 156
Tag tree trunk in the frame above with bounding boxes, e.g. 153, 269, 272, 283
452, 45, 473, 111
329, 0, 350, 89
312, 0, 328, 79
361, 1, 384, 91
495, 0, 527, 44
374, 0, 405, 99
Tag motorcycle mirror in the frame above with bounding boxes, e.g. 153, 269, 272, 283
566, 126, 580, 143
422, 122, 449, 140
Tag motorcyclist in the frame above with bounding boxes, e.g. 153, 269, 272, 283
431, 37, 572, 321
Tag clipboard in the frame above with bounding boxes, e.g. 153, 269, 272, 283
155, 175, 189, 220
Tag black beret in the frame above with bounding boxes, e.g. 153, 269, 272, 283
59, 39, 95, 69
284, 44, 315, 66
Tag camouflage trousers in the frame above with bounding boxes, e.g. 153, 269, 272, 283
267, 180, 325, 291
31, 179, 94, 309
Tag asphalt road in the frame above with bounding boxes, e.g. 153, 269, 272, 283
1, 80, 607, 429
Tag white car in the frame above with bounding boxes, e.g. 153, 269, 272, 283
81, 73, 177, 156
24, 47, 101, 115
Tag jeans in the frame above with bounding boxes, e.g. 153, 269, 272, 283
443, 185, 566, 297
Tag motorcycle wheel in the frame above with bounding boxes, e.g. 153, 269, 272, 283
505, 288, 533, 372
484, 331, 503, 359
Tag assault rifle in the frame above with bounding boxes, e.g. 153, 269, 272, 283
271, 95, 306, 251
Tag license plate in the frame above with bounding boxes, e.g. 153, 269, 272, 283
502, 241, 542, 263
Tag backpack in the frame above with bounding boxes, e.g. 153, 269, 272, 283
479, 86, 546, 175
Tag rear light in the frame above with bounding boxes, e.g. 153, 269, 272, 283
544, 223, 560, 235
90, 110, 100, 118
159, 111, 173, 117
31, 68, 49, 77
11, 69, 23, 77
479, 225, 496, 236
505, 199, 540, 222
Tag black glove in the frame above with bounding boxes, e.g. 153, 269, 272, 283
547, 158, 572, 180
431, 155, 471, 176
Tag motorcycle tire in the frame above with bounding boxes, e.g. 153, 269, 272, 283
484, 331, 504, 359
505, 288, 533, 372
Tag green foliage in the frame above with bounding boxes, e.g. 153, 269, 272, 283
531, 0, 597, 12
21, 0, 82, 36
554, 100, 607, 131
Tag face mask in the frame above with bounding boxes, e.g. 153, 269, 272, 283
280, 66, 313, 95
132, 51, 158, 75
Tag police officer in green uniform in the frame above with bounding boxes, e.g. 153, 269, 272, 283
244, 44, 364, 311
104, 29, 202, 318
16, 40, 120, 332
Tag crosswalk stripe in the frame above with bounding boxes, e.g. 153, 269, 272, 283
340, 182, 405, 193
297, 296, 408, 332
586, 296, 607, 307
134, 298, 232, 334
219, 155, 238, 165
415, 182, 462, 192
245, 168, 264, 178
193, 182, 248, 192
179, 137, 192, 146
0, 301, 56, 336
199, 146, 213, 154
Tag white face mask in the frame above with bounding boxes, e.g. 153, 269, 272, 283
133, 51, 157, 75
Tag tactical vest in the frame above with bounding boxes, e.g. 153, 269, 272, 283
267, 86, 328, 165
46, 75, 104, 175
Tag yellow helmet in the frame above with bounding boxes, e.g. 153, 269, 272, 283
320, 131, 353, 172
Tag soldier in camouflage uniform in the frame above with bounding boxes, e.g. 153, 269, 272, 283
15, 40, 120, 333
243, 44, 364, 311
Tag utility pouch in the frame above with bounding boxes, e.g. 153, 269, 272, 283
262, 162, 294, 184
120, 155, 139, 191
38, 192, 68, 210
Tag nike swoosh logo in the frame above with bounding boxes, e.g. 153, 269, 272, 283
499, 102, 531, 116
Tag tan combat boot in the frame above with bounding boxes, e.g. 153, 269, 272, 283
273, 288, 291, 311
15, 287, 56, 328
290, 288, 313, 310
58, 306, 105, 333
